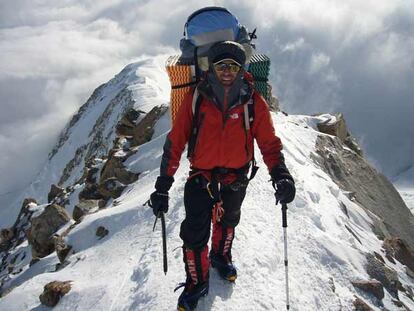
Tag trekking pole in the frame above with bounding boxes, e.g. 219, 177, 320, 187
281, 202, 290, 310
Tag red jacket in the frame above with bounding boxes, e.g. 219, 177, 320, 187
160, 84, 284, 179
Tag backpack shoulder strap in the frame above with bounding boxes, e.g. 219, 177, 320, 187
243, 95, 255, 130
242, 94, 259, 180
187, 88, 203, 158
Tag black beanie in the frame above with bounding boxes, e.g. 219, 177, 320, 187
208, 41, 246, 66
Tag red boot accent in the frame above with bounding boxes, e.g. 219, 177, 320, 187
212, 223, 235, 260
183, 245, 209, 286
212, 223, 223, 254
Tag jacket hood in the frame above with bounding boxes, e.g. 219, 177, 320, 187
197, 70, 254, 111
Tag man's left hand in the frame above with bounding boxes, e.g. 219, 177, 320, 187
274, 179, 296, 204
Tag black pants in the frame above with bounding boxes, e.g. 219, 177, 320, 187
179, 175, 247, 249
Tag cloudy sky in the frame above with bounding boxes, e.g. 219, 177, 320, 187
0, 0, 413, 200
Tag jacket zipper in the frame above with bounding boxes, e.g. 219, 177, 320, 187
222, 89, 229, 128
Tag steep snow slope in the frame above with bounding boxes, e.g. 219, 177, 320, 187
1, 59, 413, 311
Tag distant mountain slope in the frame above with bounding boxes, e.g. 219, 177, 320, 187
0, 56, 170, 229
394, 165, 414, 214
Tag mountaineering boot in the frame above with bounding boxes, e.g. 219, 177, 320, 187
176, 245, 209, 311
210, 223, 237, 282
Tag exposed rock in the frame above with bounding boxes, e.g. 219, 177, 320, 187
365, 253, 400, 298
312, 135, 414, 249
0, 228, 14, 245
316, 113, 363, 157
85, 167, 100, 184
39, 281, 72, 307
98, 177, 126, 199
353, 296, 375, 311
100, 150, 139, 185
21, 198, 37, 210
351, 280, 384, 300
317, 113, 348, 141
1, 198, 37, 286
131, 105, 168, 147
383, 237, 414, 272
27, 204, 70, 258
344, 136, 363, 157
116, 108, 142, 136
53, 236, 73, 263
79, 183, 106, 201
72, 200, 100, 222
48, 184, 65, 203
373, 252, 385, 264
96, 226, 109, 239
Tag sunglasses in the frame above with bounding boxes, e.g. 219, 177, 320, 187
214, 62, 241, 73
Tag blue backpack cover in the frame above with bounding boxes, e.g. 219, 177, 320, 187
180, 7, 253, 61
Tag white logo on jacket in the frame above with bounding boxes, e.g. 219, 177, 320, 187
229, 113, 239, 119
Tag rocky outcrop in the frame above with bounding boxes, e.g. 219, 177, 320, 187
27, 204, 70, 258
131, 105, 168, 147
98, 177, 126, 199
353, 296, 375, 311
383, 238, 414, 275
53, 235, 73, 264
48, 184, 65, 203
312, 135, 414, 249
72, 200, 102, 222
351, 280, 384, 300
0, 198, 37, 285
0, 228, 14, 247
316, 113, 363, 156
100, 149, 139, 185
116, 108, 143, 136
39, 281, 72, 307
365, 253, 400, 298
96, 226, 109, 239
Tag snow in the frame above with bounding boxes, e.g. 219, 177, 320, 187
1, 58, 413, 310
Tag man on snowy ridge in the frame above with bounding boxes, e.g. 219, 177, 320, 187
149, 41, 296, 310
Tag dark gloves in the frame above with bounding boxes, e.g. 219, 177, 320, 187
274, 179, 296, 204
270, 163, 296, 204
149, 176, 174, 216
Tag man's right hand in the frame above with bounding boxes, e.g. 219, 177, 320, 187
149, 175, 174, 216
149, 191, 169, 216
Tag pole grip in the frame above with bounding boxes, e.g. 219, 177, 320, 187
282, 203, 288, 228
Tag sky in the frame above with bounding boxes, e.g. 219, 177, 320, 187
0, 0, 413, 201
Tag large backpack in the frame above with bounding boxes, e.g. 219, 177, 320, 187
166, 7, 271, 124
179, 6, 255, 76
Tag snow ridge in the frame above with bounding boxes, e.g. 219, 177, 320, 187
1, 57, 413, 310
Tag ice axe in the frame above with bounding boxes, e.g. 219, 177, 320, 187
145, 199, 168, 275
152, 212, 168, 275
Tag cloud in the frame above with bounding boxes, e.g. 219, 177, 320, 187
0, 0, 413, 203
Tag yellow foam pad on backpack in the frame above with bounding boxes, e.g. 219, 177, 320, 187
165, 56, 195, 124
